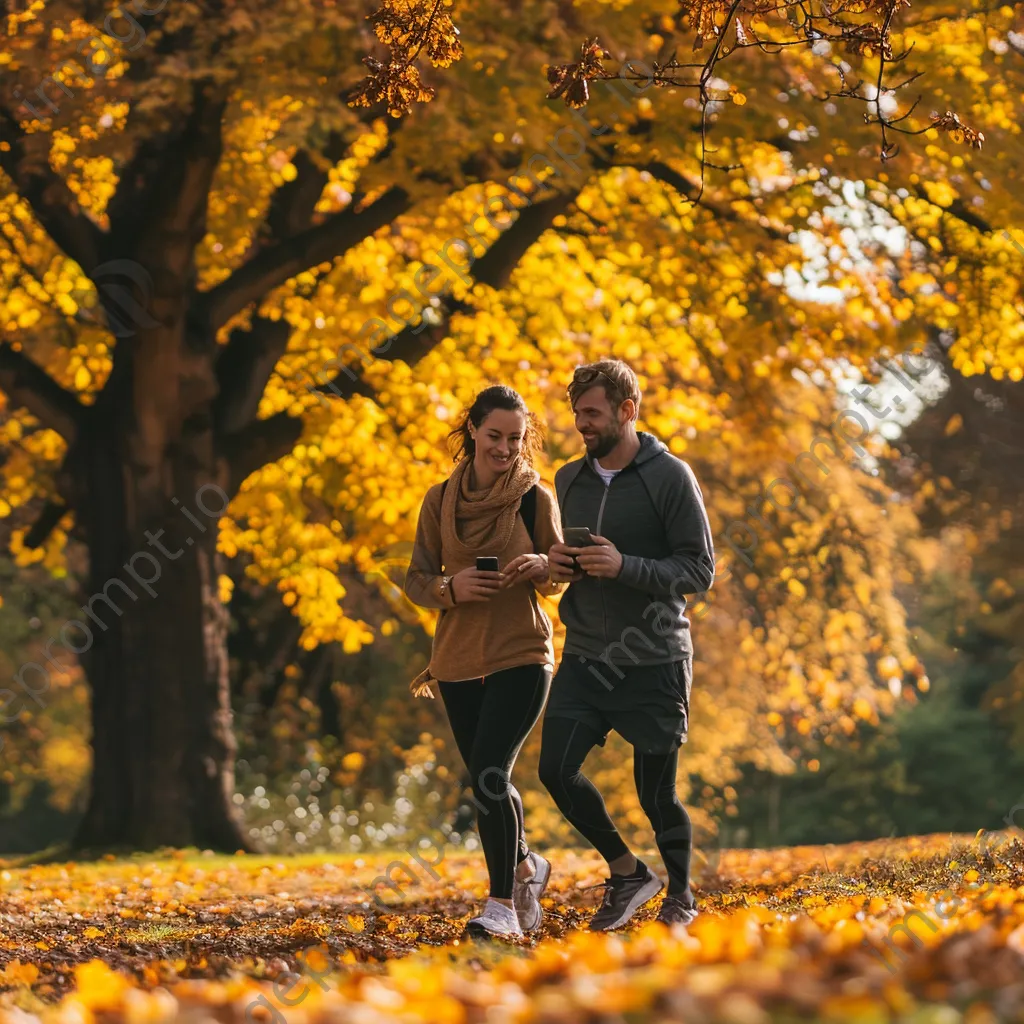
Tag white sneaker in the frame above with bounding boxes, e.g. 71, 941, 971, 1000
465, 898, 524, 939
512, 851, 551, 932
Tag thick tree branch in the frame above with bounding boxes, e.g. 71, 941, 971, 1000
207, 126, 404, 423
201, 186, 412, 330
213, 317, 292, 435
642, 161, 789, 240
473, 190, 578, 289
313, 297, 475, 400
0, 342, 85, 442
129, 81, 230, 259
106, 121, 188, 242
0, 107, 102, 272
641, 160, 704, 201
373, 298, 475, 371
24, 499, 70, 549
262, 135, 349, 244
311, 362, 379, 402
259, 108, 403, 246
221, 412, 304, 495
318, 188, 581, 397
911, 184, 993, 234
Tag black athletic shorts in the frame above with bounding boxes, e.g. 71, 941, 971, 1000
543, 654, 693, 756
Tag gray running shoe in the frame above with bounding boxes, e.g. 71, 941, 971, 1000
512, 851, 551, 932
657, 892, 699, 927
587, 863, 664, 931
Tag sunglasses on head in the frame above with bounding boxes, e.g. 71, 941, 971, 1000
573, 366, 623, 386
568, 366, 624, 400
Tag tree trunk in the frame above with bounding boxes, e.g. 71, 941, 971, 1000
71, 405, 250, 851
70, 411, 249, 851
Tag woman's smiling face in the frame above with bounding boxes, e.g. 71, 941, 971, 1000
472, 408, 526, 478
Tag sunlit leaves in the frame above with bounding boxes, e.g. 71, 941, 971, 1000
0, 835, 1022, 1019
546, 38, 612, 109
350, 0, 464, 116
0, 0, 1022, 828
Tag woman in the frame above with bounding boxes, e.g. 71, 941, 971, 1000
404, 384, 564, 939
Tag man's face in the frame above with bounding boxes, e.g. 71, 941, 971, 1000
573, 385, 627, 459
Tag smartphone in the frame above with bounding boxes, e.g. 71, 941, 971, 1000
476, 556, 500, 572
563, 527, 594, 548
563, 527, 594, 574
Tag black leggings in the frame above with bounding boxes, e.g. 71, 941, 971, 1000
538, 715, 694, 896
438, 664, 551, 900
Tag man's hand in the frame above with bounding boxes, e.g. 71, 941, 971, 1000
451, 567, 503, 602
500, 553, 549, 588
548, 543, 583, 583
576, 535, 623, 579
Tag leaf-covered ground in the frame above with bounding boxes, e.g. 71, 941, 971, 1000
1, 831, 1023, 1023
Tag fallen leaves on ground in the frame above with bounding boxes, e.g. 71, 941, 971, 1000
1, 831, 1023, 1022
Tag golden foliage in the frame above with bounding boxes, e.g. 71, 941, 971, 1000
546, 38, 612, 109
350, 0, 464, 116
1, 0, 1022, 810
0, 834, 1022, 1021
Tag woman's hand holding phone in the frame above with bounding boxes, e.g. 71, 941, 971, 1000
451, 563, 503, 602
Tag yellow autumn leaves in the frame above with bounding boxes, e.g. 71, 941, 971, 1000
0, 0, 1021, 813
2, 835, 1023, 1024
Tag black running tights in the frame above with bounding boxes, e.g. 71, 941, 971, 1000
438, 664, 551, 900
538, 715, 694, 896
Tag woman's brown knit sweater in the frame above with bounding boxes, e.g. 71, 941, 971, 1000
404, 475, 564, 683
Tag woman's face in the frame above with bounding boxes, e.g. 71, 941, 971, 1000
472, 408, 526, 477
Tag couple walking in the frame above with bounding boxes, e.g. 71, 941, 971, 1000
403, 359, 716, 939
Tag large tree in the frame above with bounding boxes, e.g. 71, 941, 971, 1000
0, 0, 1021, 848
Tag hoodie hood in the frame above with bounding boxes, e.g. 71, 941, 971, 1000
633, 431, 669, 465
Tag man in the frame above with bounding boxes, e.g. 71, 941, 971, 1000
540, 359, 715, 930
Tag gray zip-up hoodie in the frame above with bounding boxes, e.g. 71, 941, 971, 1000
554, 431, 715, 668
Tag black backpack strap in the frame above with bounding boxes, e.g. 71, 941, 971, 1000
519, 485, 537, 547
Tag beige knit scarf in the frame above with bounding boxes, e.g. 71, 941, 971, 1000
409, 454, 539, 698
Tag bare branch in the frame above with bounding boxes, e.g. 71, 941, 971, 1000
548, 0, 984, 170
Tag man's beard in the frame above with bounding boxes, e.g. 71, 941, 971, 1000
588, 425, 622, 460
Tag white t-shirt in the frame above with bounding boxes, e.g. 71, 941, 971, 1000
592, 459, 620, 487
